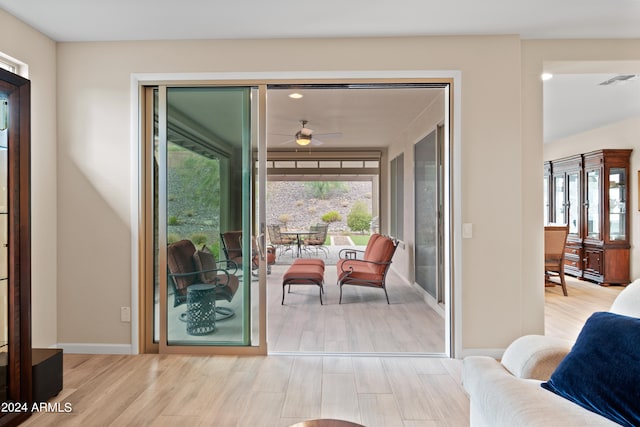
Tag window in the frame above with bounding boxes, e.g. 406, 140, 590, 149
390, 153, 404, 240
0, 52, 27, 78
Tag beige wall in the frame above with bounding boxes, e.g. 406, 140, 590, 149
544, 116, 640, 279
55, 35, 528, 353
0, 9, 58, 347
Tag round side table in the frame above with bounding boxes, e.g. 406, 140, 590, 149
186, 284, 216, 335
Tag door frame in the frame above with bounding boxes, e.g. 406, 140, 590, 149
131, 70, 463, 357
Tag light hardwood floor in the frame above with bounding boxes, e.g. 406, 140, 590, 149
268, 264, 445, 354
22, 274, 621, 427
544, 275, 622, 341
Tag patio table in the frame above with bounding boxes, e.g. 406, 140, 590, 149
280, 230, 311, 257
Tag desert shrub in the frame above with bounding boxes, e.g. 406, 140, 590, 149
168, 215, 180, 225
278, 214, 291, 227
167, 233, 181, 244
347, 201, 372, 233
190, 233, 208, 246
305, 181, 347, 199
321, 210, 342, 223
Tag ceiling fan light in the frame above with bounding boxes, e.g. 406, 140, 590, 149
295, 131, 312, 146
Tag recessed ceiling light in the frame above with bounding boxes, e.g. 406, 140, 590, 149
288, 93, 303, 99
541, 73, 553, 81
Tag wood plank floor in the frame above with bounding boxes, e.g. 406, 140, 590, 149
22, 354, 469, 427
544, 275, 622, 341
22, 274, 620, 427
268, 264, 445, 354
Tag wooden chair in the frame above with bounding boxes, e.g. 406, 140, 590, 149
544, 225, 569, 296
336, 233, 398, 304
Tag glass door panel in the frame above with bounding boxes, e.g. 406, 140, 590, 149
586, 170, 600, 239
543, 175, 549, 225
415, 129, 440, 302
553, 175, 565, 224
609, 167, 626, 241
567, 173, 579, 236
155, 86, 254, 348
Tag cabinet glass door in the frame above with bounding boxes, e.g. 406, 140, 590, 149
567, 172, 579, 236
0, 96, 7, 401
543, 175, 549, 224
553, 175, 565, 224
609, 167, 626, 241
586, 169, 600, 239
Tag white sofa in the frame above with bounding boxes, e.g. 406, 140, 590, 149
463, 279, 640, 427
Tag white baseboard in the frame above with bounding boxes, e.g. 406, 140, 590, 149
56, 343, 134, 355
389, 265, 446, 317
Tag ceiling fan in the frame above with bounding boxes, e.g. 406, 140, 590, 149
272, 120, 342, 147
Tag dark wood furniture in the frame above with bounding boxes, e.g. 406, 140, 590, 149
0, 68, 32, 426
32, 349, 62, 403
547, 149, 632, 286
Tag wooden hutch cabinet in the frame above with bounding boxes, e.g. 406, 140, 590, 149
0, 69, 32, 426
546, 149, 632, 286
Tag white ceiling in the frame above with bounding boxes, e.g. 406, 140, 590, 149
544, 73, 640, 143
267, 87, 442, 149
2, 1, 639, 146
1, 0, 639, 42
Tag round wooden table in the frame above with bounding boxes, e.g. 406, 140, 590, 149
288, 419, 365, 427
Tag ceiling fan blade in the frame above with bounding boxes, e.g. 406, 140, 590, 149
311, 138, 324, 146
270, 138, 294, 146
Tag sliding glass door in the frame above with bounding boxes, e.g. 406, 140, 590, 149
415, 126, 445, 304
144, 85, 264, 352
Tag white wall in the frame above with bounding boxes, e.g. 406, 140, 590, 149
388, 91, 445, 284
544, 116, 640, 279
0, 9, 58, 348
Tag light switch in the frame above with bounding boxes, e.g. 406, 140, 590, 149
462, 223, 473, 238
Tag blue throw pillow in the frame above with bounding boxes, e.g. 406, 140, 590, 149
541, 311, 640, 427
